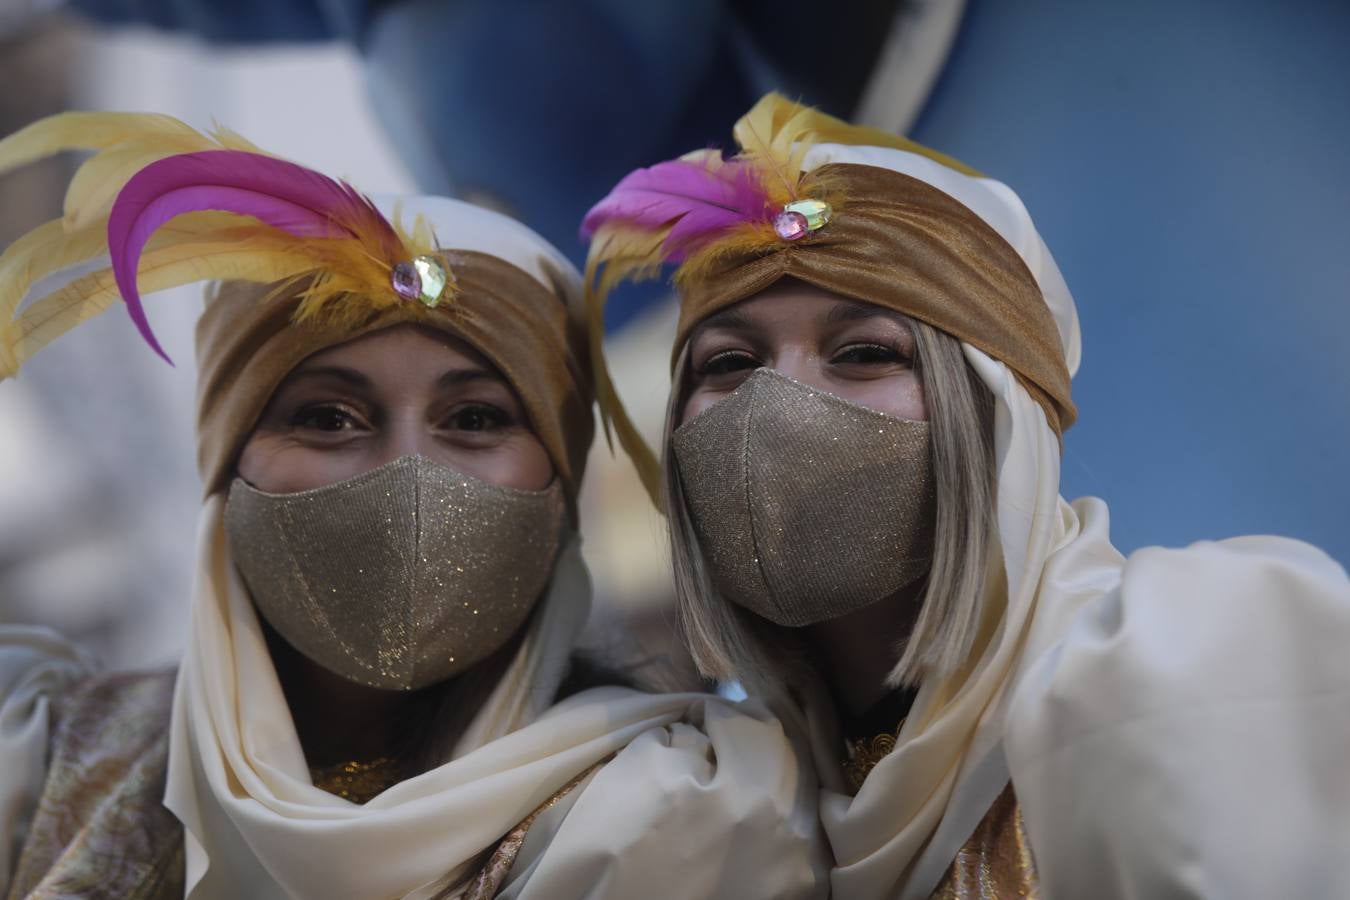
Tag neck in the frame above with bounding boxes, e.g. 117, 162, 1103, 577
805, 580, 924, 721
262, 622, 433, 768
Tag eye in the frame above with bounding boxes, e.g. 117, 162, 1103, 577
697, 350, 761, 376
446, 403, 510, 432
290, 404, 361, 433
831, 343, 909, 366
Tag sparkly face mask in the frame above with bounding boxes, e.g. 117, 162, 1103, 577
672, 368, 935, 627
224, 455, 565, 690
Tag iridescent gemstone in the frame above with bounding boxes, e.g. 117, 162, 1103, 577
784, 199, 832, 232
412, 255, 450, 308
774, 210, 809, 241
391, 262, 421, 301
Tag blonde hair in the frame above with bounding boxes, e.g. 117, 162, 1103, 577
663, 317, 995, 695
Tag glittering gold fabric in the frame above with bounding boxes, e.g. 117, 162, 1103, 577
195, 250, 593, 514
675, 164, 1074, 434
929, 785, 1040, 900
309, 757, 405, 805
842, 724, 903, 794
673, 368, 934, 626
463, 759, 607, 900
7, 670, 184, 900
225, 455, 565, 690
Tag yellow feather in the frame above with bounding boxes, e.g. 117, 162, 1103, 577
0, 111, 201, 177
674, 221, 782, 287
9, 237, 321, 373
582, 225, 668, 504
729, 95, 825, 204
738, 93, 981, 178
0, 217, 107, 323
0, 110, 428, 380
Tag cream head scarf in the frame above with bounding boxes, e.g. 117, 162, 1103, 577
0, 113, 827, 898
582, 94, 1111, 898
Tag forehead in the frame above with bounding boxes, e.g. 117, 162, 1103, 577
279, 325, 510, 396
694, 281, 912, 334
285, 324, 504, 385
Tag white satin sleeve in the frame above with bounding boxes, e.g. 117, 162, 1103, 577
1005, 536, 1350, 900
0, 625, 89, 889
500, 692, 829, 899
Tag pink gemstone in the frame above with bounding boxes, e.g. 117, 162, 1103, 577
773, 210, 809, 241
391, 262, 422, 300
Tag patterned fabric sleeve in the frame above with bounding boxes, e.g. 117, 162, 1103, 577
0, 625, 88, 891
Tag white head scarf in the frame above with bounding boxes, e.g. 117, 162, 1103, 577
790, 143, 1121, 899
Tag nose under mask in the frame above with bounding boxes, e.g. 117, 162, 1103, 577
672, 368, 935, 628
224, 454, 565, 691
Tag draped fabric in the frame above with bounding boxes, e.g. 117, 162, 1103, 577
162, 500, 826, 899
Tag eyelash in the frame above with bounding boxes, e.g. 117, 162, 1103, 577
832, 343, 909, 365
697, 350, 760, 376
445, 403, 510, 432
287, 402, 512, 435
290, 403, 361, 432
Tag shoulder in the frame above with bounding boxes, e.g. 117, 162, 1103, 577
1005, 537, 1350, 898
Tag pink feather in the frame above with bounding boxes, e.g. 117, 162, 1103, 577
581, 156, 770, 262
107, 150, 402, 363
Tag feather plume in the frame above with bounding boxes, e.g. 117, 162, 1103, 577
731, 94, 821, 206
10, 229, 318, 373
0, 111, 436, 379
582, 153, 770, 263
107, 149, 407, 360
579, 226, 671, 501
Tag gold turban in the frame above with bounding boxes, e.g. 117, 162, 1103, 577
583, 94, 1076, 499
673, 162, 1074, 436
196, 247, 594, 512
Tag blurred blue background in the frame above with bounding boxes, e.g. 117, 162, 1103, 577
910, 0, 1348, 561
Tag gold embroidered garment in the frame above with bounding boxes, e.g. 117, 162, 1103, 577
929, 785, 1038, 899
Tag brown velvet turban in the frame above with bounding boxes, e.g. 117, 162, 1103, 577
674, 163, 1076, 435
195, 249, 594, 513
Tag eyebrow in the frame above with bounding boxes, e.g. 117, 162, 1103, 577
824, 301, 908, 326
696, 307, 755, 332
283, 365, 503, 391
285, 365, 371, 388
436, 367, 503, 389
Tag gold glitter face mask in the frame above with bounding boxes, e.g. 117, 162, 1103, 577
672, 368, 935, 627
224, 455, 566, 690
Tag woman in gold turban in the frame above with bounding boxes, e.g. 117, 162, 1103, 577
583, 94, 1350, 899
0, 113, 826, 898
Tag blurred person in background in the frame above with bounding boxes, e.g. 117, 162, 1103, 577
583, 94, 1350, 899
0, 112, 825, 898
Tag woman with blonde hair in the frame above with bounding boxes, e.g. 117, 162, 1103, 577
583, 94, 1350, 898
0, 112, 825, 898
